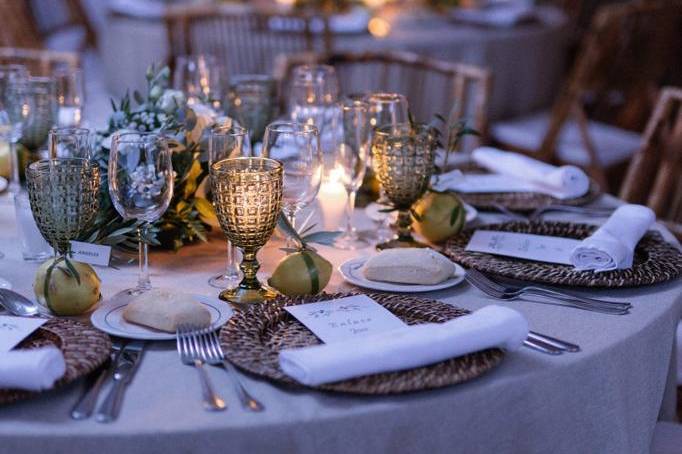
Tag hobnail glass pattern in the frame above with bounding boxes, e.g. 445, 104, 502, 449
211, 157, 283, 251
26, 158, 100, 254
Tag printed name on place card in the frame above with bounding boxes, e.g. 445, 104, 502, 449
0, 316, 47, 353
465, 230, 581, 265
285, 295, 407, 344
69, 241, 112, 267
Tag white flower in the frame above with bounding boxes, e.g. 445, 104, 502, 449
158, 89, 186, 114
188, 103, 221, 144
149, 85, 163, 101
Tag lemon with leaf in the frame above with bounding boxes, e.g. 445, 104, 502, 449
412, 191, 466, 243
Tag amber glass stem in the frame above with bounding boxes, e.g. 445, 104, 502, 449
238, 250, 260, 291
396, 209, 414, 243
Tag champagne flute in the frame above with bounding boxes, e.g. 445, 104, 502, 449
48, 127, 91, 159
366, 92, 409, 243
208, 124, 251, 289
289, 65, 339, 173
261, 121, 322, 237
173, 54, 222, 108
53, 67, 84, 127
334, 99, 370, 250
108, 132, 174, 294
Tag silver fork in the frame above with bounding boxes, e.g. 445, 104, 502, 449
466, 269, 630, 315
490, 203, 529, 221
176, 324, 226, 412
202, 329, 265, 412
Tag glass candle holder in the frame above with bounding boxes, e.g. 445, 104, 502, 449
372, 123, 436, 250
210, 157, 283, 307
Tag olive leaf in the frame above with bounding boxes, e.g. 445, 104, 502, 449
450, 205, 462, 226
276, 213, 340, 251
410, 207, 423, 222
301, 231, 340, 246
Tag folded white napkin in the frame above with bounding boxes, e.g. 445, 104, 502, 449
279, 305, 528, 386
0, 346, 66, 391
472, 147, 590, 199
570, 204, 655, 272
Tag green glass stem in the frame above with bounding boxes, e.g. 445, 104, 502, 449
237, 250, 260, 291
396, 209, 415, 243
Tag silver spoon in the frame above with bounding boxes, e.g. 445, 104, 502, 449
0, 289, 43, 317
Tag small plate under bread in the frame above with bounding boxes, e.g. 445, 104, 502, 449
91, 293, 231, 340
339, 257, 466, 293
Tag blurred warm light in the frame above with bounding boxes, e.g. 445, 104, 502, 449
327, 165, 345, 184
363, 0, 387, 8
368, 17, 390, 38
276, 0, 296, 5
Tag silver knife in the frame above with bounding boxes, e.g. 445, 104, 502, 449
71, 339, 128, 420
95, 340, 145, 423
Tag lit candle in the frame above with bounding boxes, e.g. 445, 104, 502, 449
318, 167, 348, 231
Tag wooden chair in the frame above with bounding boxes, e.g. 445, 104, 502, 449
0, 0, 43, 49
165, 4, 333, 78
275, 50, 492, 152
491, 0, 682, 190
620, 86, 682, 240
0, 47, 80, 76
27, 0, 97, 50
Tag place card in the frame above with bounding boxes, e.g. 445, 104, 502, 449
465, 230, 582, 265
285, 295, 407, 344
0, 316, 47, 353
69, 241, 112, 267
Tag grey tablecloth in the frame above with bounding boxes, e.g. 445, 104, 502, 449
100, 2, 568, 121
0, 194, 680, 454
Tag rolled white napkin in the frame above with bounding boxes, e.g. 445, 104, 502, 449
472, 147, 590, 199
450, 5, 537, 28
570, 204, 655, 272
279, 305, 528, 386
0, 346, 66, 391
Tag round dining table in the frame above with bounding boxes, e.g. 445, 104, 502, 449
0, 192, 680, 454
101, 0, 569, 121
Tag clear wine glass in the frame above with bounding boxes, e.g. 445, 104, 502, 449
208, 124, 251, 289
334, 98, 370, 250
366, 92, 409, 244
48, 127, 91, 159
108, 132, 174, 295
1, 71, 31, 195
227, 74, 277, 145
53, 67, 84, 127
261, 121, 322, 237
289, 65, 339, 173
173, 54, 222, 109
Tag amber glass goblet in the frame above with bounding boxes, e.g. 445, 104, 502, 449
210, 157, 283, 307
25, 158, 100, 254
372, 123, 436, 250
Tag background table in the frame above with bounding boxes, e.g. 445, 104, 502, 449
0, 193, 680, 454
101, 0, 568, 121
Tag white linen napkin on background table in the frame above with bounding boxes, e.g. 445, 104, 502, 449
570, 204, 656, 272
433, 147, 590, 200
0, 346, 66, 391
279, 305, 528, 386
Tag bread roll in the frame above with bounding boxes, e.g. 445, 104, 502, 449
122, 289, 211, 332
363, 248, 456, 285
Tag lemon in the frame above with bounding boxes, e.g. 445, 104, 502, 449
34, 258, 101, 316
412, 191, 466, 243
268, 250, 332, 296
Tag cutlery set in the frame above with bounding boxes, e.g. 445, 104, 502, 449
70, 339, 145, 422
490, 204, 614, 222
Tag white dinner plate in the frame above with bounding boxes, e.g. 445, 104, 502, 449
365, 202, 478, 224
339, 256, 466, 293
91, 294, 232, 341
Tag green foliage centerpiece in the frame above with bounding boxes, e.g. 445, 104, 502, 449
85, 65, 219, 252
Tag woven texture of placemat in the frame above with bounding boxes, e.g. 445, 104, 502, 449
0, 318, 111, 405
443, 221, 682, 287
449, 162, 600, 211
220, 292, 505, 395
